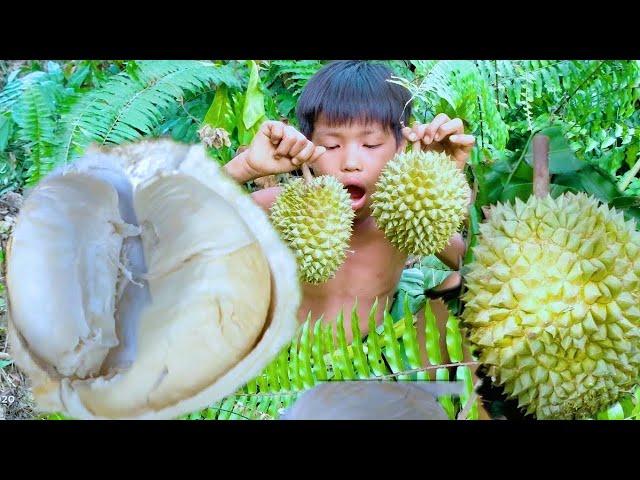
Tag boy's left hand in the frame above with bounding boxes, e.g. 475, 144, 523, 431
402, 114, 475, 169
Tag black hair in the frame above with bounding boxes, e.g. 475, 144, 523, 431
295, 61, 412, 144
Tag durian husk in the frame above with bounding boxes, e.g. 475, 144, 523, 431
462, 192, 640, 419
270, 175, 354, 284
6, 140, 300, 420
371, 150, 470, 256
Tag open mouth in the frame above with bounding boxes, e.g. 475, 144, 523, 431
344, 184, 367, 210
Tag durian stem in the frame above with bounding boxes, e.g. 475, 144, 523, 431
301, 163, 314, 184
533, 134, 550, 198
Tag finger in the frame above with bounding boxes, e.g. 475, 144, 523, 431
265, 121, 285, 145
289, 137, 310, 159
434, 118, 464, 142
308, 145, 326, 164
402, 127, 418, 143
453, 145, 474, 169
407, 124, 428, 152
424, 113, 450, 142
275, 127, 299, 156
291, 142, 316, 166
449, 134, 475, 146
412, 123, 427, 138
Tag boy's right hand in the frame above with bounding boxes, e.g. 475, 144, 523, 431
245, 121, 326, 177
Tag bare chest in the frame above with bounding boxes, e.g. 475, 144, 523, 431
297, 220, 407, 340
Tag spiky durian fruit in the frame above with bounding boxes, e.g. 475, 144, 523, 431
270, 176, 354, 284
371, 150, 470, 256
462, 192, 640, 419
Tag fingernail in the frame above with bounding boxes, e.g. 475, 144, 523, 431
435, 134, 441, 141
409, 133, 417, 141
424, 135, 432, 144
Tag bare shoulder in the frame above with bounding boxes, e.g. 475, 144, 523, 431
251, 186, 282, 213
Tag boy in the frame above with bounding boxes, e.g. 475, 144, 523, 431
225, 60, 491, 418
224, 61, 474, 339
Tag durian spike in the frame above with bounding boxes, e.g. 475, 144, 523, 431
533, 134, 550, 198
301, 163, 314, 184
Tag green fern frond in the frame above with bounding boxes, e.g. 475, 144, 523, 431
269, 60, 324, 96
12, 84, 58, 186
194, 296, 477, 421
53, 60, 241, 166
0, 70, 49, 111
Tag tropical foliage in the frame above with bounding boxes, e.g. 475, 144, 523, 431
1, 59, 639, 420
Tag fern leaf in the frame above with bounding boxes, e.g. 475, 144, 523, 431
189, 298, 476, 420
13, 84, 58, 186
53, 61, 241, 166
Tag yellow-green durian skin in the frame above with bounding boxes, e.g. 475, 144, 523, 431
270, 176, 354, 284
462, 192, 640, 419
371, 150, 471, 256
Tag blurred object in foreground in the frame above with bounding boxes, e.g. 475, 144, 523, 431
280, 381, 465, 420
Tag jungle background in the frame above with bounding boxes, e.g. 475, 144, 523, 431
0, 59, 638, 420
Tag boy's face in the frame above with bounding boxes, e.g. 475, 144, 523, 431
309, 116, 404, 221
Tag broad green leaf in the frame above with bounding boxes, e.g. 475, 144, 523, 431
421, 255, 453, 290
242, 60, 266, 130
524, 125, 585, 173
554, 166, 621, 203
611, 196, 640, 209
203, 84, 235, 132
500, 181, 533, 203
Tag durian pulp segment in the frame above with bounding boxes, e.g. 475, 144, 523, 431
70, 173, 271, 418
6, 166, 134, 379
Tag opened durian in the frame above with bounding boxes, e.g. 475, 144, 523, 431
5, 139, 300, 420
462, 192, 640, 419
270, 175, 354, 284
371, 150, 470, 256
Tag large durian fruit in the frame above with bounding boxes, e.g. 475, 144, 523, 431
270, 175, 354, 284
5, 139, 300, 420
371, 150, 471, 256
462, 192, 640, 419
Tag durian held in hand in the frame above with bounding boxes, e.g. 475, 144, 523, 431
5, 139, 301, 420
462, 136, 640, 419
371, 150, 471, 257
270, 164, 355, 284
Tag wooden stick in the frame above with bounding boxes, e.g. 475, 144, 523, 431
301, 163, 314, 183
533, 134, 550, 198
